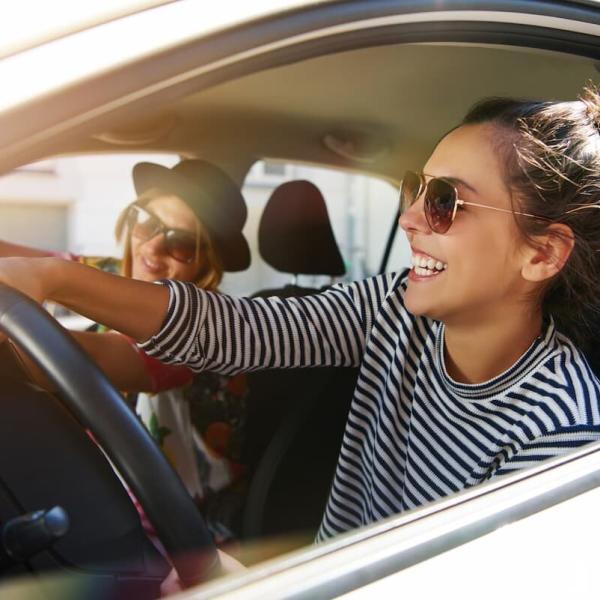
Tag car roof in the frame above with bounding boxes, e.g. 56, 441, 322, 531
0, 1, 598, 182
0, 1, 332, 58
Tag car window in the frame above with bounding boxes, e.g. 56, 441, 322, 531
0, 153, 182, 327
222, 159, 410, 296
0, 153, 179, 257
0, 155, 409, 296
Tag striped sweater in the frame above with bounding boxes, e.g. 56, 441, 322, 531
139, 271, 600, 540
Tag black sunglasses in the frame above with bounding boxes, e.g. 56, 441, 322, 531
400, 170, 539, 234
127, 204, 198, 263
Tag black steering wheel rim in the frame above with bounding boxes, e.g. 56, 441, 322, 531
0, 284, 219, 586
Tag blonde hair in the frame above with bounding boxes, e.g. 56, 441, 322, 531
114, 188, 223, 291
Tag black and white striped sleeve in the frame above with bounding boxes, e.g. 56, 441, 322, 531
137, 275, 397, 375
491, 427, 600, 477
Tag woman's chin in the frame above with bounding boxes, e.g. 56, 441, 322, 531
404, 285, 438, 319
132, 267, 162, 283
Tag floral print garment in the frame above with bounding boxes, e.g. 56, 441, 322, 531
69, 254, 249, 542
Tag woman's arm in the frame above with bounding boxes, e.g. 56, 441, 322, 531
12, 331, 153, 391
140, 277, 379, 374
0, 257, 169, 341
498, 429, 600, 471
12, 330, 194, 393
0, 256, 390, 376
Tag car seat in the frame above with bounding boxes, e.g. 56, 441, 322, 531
256, 179, 346, 294
241, 180, 358, 544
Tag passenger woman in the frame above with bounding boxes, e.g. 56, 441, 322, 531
0, 159, 250, 525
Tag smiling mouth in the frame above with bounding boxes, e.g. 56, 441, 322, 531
411, 252, 447, 277
139, 256, 163, 273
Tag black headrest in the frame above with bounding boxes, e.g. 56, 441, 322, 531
258, 180, 346, 276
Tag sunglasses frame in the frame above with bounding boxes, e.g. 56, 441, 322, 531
401, 171, 540, 234
127, 204, 198, 264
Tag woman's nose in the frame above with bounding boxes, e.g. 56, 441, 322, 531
399, 195, 430, 234
142, 232, 168, 255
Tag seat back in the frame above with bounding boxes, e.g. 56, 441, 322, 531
242, 181, 356, 543
258, 179, 345, 280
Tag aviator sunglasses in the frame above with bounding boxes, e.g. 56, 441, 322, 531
127, 204, 198, 263
400, 170, 540, 234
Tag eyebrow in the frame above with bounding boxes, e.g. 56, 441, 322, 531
423, 172, 479, 195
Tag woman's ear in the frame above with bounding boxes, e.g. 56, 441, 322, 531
521, 223, 575, 282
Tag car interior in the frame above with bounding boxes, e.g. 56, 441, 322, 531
243, 179, 356, 543
1, 16, 599, 598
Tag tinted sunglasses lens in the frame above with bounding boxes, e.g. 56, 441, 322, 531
130, 206, 159, 240
165, 231, 197, 263
425, 179, 456, 233
400, 171, 422, 212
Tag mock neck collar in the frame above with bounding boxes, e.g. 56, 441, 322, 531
434, 318, 558, 401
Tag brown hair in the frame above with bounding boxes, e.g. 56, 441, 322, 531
462, 85, 600, 352
114, 188, 223, 291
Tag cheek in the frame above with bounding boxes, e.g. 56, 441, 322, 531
450, 220, 518, 271
448, 228, 524, 303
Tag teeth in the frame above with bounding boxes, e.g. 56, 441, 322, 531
411, 252, 447, 274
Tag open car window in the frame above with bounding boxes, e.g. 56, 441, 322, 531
0, 155, 406, 295
0, 154, 178, 256
227, 159, 407, 296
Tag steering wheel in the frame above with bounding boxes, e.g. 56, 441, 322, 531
0, 284, 219, 587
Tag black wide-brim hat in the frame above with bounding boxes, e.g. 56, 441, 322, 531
132, 159, 250, 272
